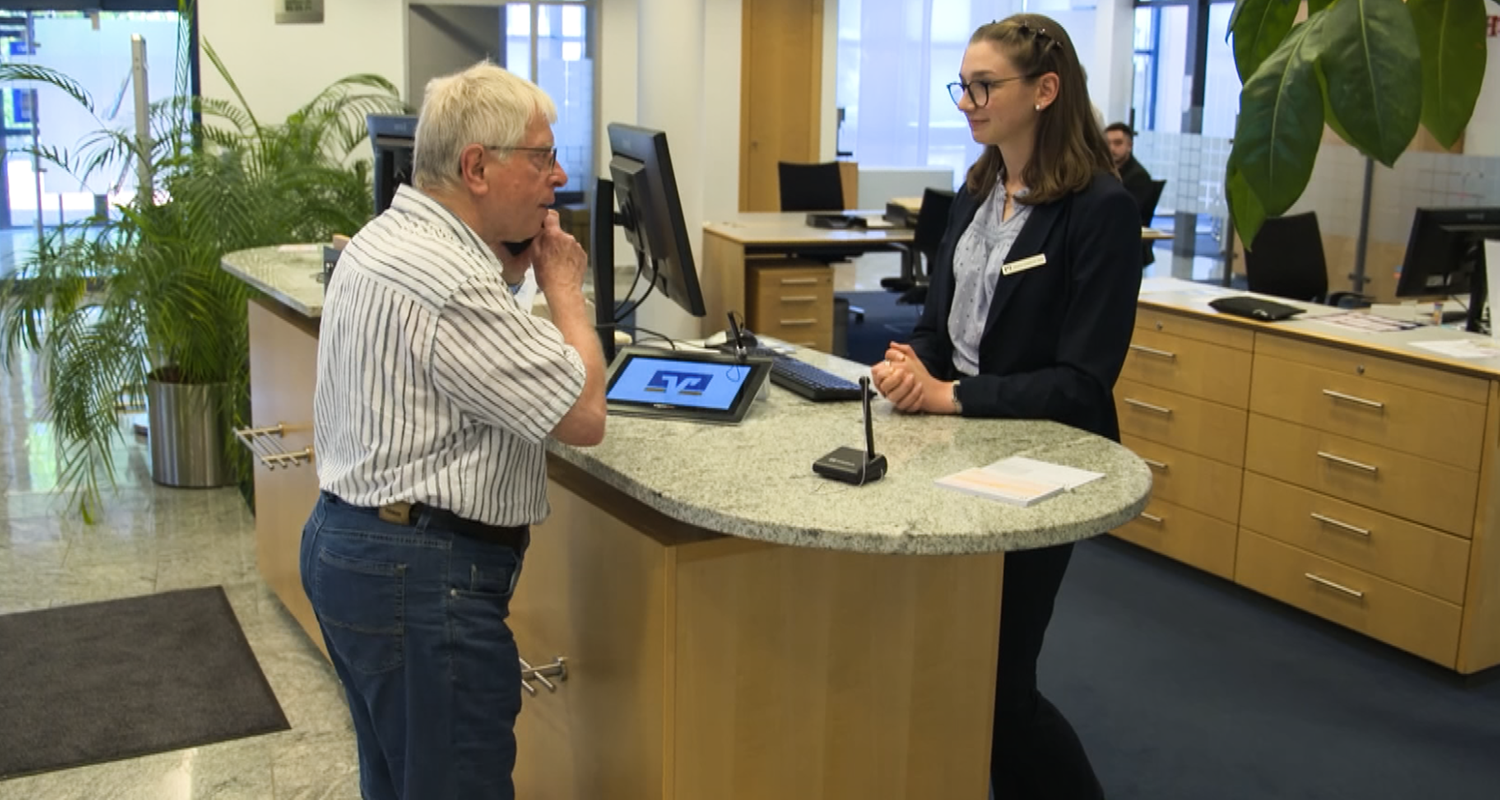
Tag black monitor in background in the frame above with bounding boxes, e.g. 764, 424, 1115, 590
591, 123, 706, 361
367, 114, 418, 215
1396, 207, 1500, 334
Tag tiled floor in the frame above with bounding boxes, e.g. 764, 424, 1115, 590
0, 350, 360, 800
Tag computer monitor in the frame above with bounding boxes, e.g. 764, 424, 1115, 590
367, 114, 418, 215
1396, 207, 1500, 334
596, 124, 706, 348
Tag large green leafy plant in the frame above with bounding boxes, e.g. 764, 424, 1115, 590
1227, 0, 1490, 246
0, 42, 404, 519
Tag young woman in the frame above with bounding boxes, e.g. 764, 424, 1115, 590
871, 14, 1141, 799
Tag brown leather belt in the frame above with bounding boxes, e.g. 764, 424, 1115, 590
375, 499, 528, 551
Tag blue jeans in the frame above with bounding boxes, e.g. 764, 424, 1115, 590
300, 492, 529, 800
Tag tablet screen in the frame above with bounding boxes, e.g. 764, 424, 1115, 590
604, 348, 771, 424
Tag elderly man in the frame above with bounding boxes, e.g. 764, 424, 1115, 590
300, 61, 605, 800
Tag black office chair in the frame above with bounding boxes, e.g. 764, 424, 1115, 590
1139, 179, 1166, 267
780, 160, 867, 318
1244, 212, 1370, 307
778, 161, 846, 212
881, 187, 955, 306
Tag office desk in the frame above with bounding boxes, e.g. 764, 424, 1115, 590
222, 248, 1152, 798
703, 210, 1172, 352
701, 212, 912, 350
1117, 277, 1500, 672
884, 195, 1174, 241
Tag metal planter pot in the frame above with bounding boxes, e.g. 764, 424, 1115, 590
146, 376, 231, 487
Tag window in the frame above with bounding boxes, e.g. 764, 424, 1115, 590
1131, 0, 1240, 281
504, 1, 594, 198
0, 5, 192, 233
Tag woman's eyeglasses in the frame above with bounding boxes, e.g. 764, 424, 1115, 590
946, 75, 1036, 107
947, 22, 1061, 107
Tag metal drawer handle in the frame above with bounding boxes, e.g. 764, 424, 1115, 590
1310, 512, 1371, 538
778, 318, 817, 326
779, 295, 818, 303
779, 277, 819, 286
1316, 451, 1378, 474
1322, 389, 1385, 410
1124, 398, 1173, 416
1142, 458, 1169, 471
1129, 344, 1177, 360
1304, 573, 1365, 599
233, 423, 315, 470
519, 655, 569, 696
1139, 512, 1164, 524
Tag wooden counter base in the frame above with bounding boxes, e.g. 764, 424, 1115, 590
511, 458, 1006, 800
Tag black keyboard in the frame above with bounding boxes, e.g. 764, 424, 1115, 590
738, 346, 864, 402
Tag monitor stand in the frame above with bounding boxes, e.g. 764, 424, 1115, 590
1460, 238, 1490, 335
590, 176, 619, 362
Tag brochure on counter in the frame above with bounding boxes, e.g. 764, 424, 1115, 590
935, 457, 1105, 508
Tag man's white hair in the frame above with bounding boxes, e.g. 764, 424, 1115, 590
412, 61, 558, 192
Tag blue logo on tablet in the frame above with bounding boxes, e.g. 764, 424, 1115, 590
645, 370, 711, 396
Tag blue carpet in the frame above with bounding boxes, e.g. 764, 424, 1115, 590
1048, 537, 1500, 799
839, 290, 923, 366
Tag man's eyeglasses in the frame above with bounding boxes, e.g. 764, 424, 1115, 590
486, 145, 558, 170
946, 75, 1035, 108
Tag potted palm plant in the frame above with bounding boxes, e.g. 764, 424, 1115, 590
0, 42, 404, 520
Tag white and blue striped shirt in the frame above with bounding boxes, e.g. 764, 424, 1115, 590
949, 185, 1032, 376
313, 184, 586, 526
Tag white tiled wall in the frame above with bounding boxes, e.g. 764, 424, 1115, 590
1137, 130, 1500, 255
1133, 132, 1232, 219
1287, 144, 1367, 239
1366, 152, 1500, 245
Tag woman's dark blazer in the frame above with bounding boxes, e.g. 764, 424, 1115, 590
908, 171, 1142, 441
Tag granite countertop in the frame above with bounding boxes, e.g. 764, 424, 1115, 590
549, 346, 1152, 555
222, 245, 327, 317
222, 244, 640, 320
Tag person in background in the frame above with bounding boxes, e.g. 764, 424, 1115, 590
1105, 122, 1153, 208
1105, 121, 1159, 267
300, 61, 606, 800
871, 14, 1140, 800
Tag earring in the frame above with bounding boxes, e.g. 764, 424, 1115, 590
1035, 104, 1042, 111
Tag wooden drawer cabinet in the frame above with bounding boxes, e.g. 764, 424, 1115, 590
747, 262, 833, 351
1256, 333, 1490, 404
1121, 435, 1242, 523
1239, 473, 1470, 604
1112, 498, 1237, 579
1244, 414, 1478, 537
1121, 328, 1253, 409
1235, 531, 1462, 667
1126, 292, 1500, 672
1136, 307, 1255, 351
1115, 379, 1249, 466
1249, 354, 1486, 471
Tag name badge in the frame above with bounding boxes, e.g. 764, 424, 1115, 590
1001, 253, 1047, 276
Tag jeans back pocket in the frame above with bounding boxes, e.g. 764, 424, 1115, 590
313, 547, 406, 674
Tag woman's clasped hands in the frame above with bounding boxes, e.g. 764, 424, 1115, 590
869, 342, 954, 415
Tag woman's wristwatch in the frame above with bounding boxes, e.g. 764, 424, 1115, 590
951, 380, 963, 415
